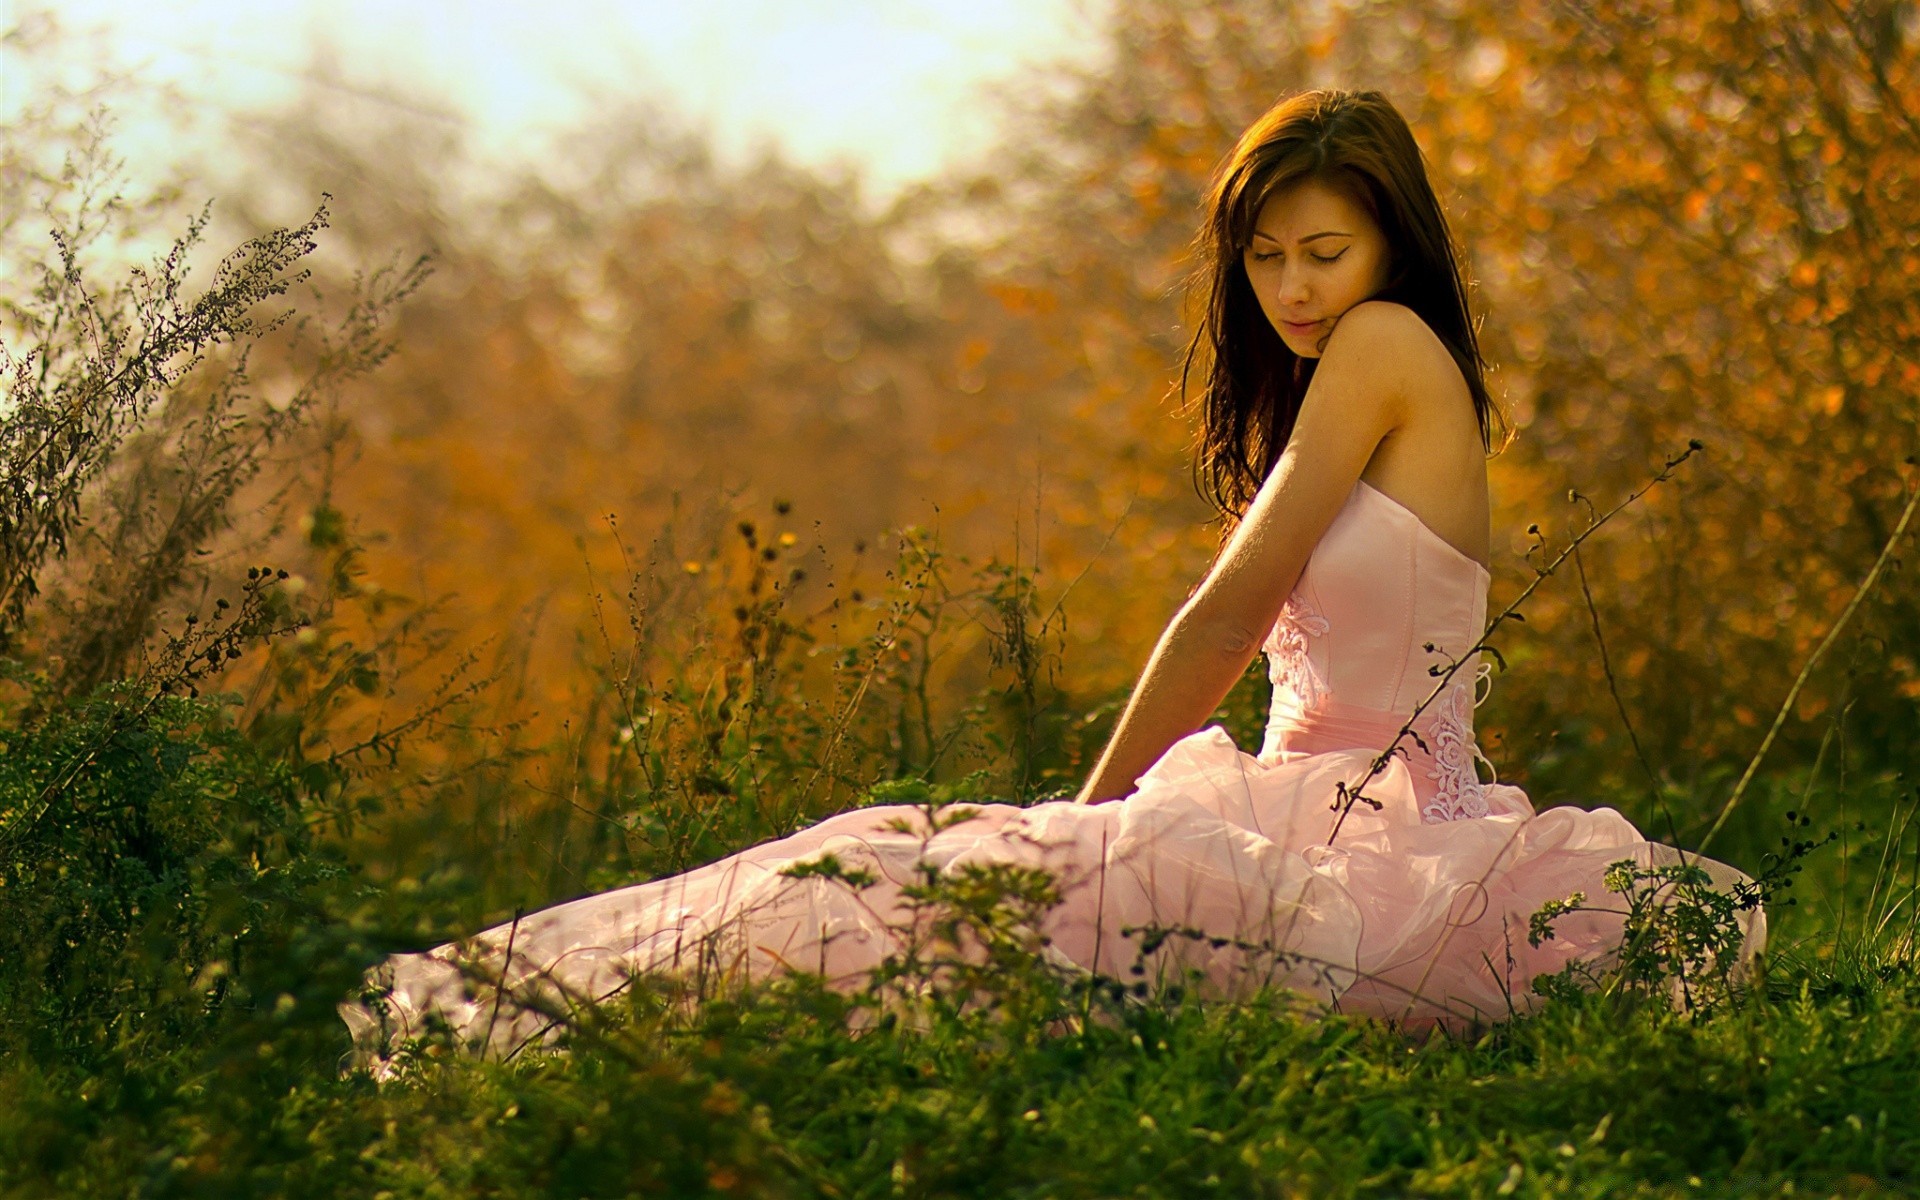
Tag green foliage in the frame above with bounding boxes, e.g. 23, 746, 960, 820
11, 648, 1905, 1198
0, 559, 348, 1064
10, 888, 1920, 1197
1527, 857, 1765, 1011
0, 675, 353, 1067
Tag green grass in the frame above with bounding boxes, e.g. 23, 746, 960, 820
3, 623, 1917, 1198
5, 943, 1920, 1197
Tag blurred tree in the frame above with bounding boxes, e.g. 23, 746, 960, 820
1399, 0, 1920, 804
144, 0, 1918, 858
949, 0, 1920, 816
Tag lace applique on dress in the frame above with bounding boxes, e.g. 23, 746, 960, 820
1269, 589, 1331, 711
1420, 661, 1500, 824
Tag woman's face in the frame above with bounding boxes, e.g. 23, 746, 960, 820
1241, 176, 1394, 359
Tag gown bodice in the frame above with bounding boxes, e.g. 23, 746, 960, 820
1256, 478, 1499, 824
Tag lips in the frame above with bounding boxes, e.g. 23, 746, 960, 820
1282, 318, 1321, 333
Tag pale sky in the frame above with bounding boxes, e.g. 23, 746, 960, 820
3, 0, 1104, 207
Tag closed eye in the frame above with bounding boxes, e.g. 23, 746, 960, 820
1251, 250, 1347, 264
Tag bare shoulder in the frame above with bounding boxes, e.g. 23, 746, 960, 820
1305, 302, 1463, 449
1324, 300, 1464, 395
1303, 302, 1416, 419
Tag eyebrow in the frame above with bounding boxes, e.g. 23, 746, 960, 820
1250, 230, 1351, 244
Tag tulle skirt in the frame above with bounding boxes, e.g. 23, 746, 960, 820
339, 725, 1767, 1073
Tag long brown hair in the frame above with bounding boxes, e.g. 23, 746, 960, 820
1180, 88, 1503, 532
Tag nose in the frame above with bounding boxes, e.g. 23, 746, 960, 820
1274, 261, 1312, 306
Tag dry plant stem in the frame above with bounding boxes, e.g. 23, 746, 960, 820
1696, 475, 1920, 855
0, 201, 331, 643
1325, 442, 1703, 846
1596, 472, 1914, 1002
482, 908, 525, 1054
1573, 538, 1665, 804
1867, 792, 1920, 946
792, 591, 917, 813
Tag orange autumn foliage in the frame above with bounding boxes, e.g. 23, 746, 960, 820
186, 0, 1915, 852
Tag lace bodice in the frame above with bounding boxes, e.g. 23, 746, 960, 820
1257, 479, 1499, 823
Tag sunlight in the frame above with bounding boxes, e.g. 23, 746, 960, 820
6, 0, 1099, 205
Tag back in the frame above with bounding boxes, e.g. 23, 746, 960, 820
1351, 305, 1490, 571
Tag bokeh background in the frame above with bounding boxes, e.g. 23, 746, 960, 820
5, 0, 1916, 924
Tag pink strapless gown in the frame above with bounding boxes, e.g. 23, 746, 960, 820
341, 480, 1765, 1069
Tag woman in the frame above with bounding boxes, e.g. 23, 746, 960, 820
341, 89, 1765, 1073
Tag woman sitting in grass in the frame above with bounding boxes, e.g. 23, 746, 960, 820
342, 87, 1766, 1074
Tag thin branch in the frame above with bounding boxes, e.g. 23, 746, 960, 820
1696, 470, 1919, 854
1326, 441, 1703, 845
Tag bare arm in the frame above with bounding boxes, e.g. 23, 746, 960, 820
1072, 302, 1414, 805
